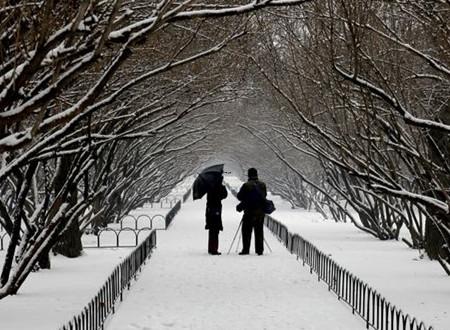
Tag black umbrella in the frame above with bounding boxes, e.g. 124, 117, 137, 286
192, 164, 224, 200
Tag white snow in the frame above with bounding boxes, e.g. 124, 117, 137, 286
105, 191, 365, 330
0, 129, 32, 147
0, 248, 132, 329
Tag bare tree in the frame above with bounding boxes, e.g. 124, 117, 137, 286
243, 1, 449, 273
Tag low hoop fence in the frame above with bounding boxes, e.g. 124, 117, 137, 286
84, 196, 186, 248
59, 230, 156, 330
265, 215, 434, 330
149, 197, 181, 209
119, 214, 166, 230
83, 227, 153, 248
84, 215, 166, 248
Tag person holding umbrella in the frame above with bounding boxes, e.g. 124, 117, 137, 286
193, 165, 228, 255
205, 175, 227, 255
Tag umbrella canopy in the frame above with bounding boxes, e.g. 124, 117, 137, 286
192, 164, 224, 200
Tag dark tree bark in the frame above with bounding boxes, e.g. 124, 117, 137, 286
423, 107, 450, 260
1, 162, 38, 286
37, 247, 52, 269
51, 156, 83, 258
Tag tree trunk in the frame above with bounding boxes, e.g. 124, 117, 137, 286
424, 107, 450, 260
37, 247, 51, 269
0, 162, 37, 286
52, 157, 83, 258
52, 218, 83, 258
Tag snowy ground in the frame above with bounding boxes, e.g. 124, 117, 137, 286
105, 191, 365, 330
226, 177, 450, 330
0, 247, 131, 329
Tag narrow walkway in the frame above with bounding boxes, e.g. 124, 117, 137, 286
106, 193, 364, 330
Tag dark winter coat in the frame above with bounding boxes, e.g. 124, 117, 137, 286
205, 184, 228, 231
237, 178, 267, 222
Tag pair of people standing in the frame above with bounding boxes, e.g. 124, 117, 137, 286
204, 167, 267, 256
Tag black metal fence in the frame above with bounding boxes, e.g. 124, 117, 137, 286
118, 214, 166, 230
148, 197, 181, 208
83, 227, 151, 248
265, 215, 434, 330
83, 215, 166, 248
83, 194, 189, 248
59, 192, 186, 330
59, 230, 156, 330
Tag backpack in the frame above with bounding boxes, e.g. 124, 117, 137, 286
264, 199, 275, 214
244, 182, 276, 214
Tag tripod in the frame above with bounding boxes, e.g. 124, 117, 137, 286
227, 220, 272, 255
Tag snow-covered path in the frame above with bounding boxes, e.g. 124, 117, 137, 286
106, 193, 364, 330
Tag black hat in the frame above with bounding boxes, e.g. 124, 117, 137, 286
247, 168, 258, 179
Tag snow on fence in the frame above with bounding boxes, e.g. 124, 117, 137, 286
58, 196, 185, 330
264, 215, 434, 330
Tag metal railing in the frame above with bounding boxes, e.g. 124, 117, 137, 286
147, 197, 181, 209
59, 230, 156, 330
59, 192, 185, 330
118, 214, 166, 230
83, 215, 166, 248
83, 227, 152, 248
265, 215, 434, 330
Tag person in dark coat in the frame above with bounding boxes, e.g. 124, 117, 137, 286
205, 175, 228, 255
236, 168, 267, 255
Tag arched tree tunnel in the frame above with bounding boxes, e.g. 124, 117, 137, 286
0, 0, 449, 298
